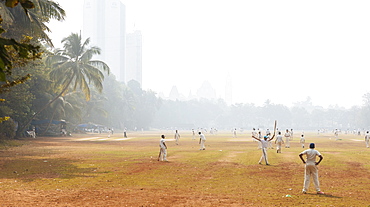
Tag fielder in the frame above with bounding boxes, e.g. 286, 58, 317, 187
365, 131, 370, 148
299, 143, 324, 194
199, 131, 206, 150
233, 128, 237, 138
174, 130, 180, 145
192, 129, 195, 140
334, 129, 339, 141
275, 131, 284, 153
284, 129, 291, 148
158, 135, 168, 161
290, 129, 294, 141
252, 128, 257, 142
300, 134, 305, 148
253, 134, 275, 165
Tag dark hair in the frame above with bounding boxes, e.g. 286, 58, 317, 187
198, 132, 201, 135
309, 143, 315, 148
161, 135, 165, 138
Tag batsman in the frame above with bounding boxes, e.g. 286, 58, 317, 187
252, 120, 277, 165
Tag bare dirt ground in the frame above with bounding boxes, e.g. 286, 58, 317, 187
0, 132, 370, 206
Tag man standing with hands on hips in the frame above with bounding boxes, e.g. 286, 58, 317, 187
299, 143, 324, 194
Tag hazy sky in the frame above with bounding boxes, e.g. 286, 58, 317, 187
47, 0, 370, 108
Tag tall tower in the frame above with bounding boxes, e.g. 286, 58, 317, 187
82, 0, 126, 82
126, 30, 142, 87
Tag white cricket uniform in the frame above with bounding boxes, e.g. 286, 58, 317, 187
300, 137, 305, 148
275, 135, 284, 153
159, 138, 167, 161
199, 134, 206, 150
365, 133, 370, 148
258, 139, 270, 165
252, 130, 257, 142
175, 132, 180, 145
300, 149, 322, 192
284, 132, 291, 148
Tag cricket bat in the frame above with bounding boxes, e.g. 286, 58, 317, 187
273, 120, 277, 137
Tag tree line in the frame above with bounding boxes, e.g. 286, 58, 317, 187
1, 1, 369, 140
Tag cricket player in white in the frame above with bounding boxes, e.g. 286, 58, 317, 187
199, 131, 206, 150
284, 129, 291, 148
174, 130, 180, 145
252, 128, 257, 143
275, 131, 284, 153
334, 129, 339, 141
300, 134, 305, 148
192, 129, 195, 140
365, 131, 370, 148
253, 134, 275, 165
159, 135, 168, 161
299, 143, 324, 194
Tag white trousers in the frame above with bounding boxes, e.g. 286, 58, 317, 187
259, 148, 269, 164
200, 139, 205, 150
366, 139, 369, 148
276, 142, 282, 153
160, 148, 167, 161
303, 163, 320, 192
285, 138, 290, 147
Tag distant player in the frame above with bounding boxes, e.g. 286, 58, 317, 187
253, 134, 275, 165
365, 131, 370, 148
334, 129, 339, 141
300, 134, 305, 148
107, 128, 112, 138
284, 129, 291, 148
252, 128, 257, 142
290, 129, 294, 141
233, 128, 237, 138
174, 130, 180, 145
275, 131, 284, 153
299, 143, 324, 194
266, 129, 271, 136
199, 131, 206, 150
159, 135, 168, 161
192, 129, 196, 140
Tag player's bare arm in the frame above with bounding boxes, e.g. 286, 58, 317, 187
316, 155, 323, 165
299, 153, 306, 164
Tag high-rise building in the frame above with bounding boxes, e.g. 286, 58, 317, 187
126, 30, 142, 87
83, 0, 126, 82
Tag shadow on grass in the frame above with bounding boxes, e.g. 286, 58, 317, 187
306, 193, 342, 198
0, 158, 98, 182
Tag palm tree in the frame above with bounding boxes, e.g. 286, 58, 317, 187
20, 32, 110, 134
40, 92, 82, 136
0, 0, 65, 45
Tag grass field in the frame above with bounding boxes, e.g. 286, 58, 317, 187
0, 130, 369, 206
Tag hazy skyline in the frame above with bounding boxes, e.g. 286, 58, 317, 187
47, 0, 370, 109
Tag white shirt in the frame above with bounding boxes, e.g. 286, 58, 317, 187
199, 134, 206, 140
300, 149, 321, 164
284, 132, 291, 138
365, 133, 370, 140
260, 139, 269, 148
160, 138, 166, 148
275, 135, 283, 143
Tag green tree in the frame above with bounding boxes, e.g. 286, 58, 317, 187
21, 33, 110, 133
0, 0, 65, 45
